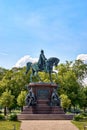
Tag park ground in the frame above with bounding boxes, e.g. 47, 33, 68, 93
20, 120, 79, 130
0, 119, 87, 130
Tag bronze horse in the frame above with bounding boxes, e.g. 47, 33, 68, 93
26, 57, 60, 82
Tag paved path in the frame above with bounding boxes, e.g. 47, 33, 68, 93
20, 120, 79, 130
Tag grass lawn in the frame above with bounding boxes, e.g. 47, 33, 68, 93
72, 121, 87, 130
0, 121, 21, 130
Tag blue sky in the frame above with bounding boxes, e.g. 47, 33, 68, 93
0, 0, 87, 69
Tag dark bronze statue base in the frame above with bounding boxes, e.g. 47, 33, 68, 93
17, 82, 73, 120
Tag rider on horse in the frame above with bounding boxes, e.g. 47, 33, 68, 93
38, 50, 47, 70
26, 50, 60, 82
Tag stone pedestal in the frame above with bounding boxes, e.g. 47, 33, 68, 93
17, 83, 73, 120
28, 82, 58, 100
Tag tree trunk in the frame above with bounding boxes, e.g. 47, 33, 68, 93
21, 106, 23, 112
4, 106, 7, 116
83, 107, 86, 113
73, 106, 76, 114
68, 105, 71, 112
64, 108, 66, 113
8, 108, 11, 113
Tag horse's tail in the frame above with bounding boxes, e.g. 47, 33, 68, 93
26, 62, 32, 74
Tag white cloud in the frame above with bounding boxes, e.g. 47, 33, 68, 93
76, 54, 87, 64
14, 55, 38, 68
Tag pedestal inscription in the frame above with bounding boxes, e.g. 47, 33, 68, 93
37, 89, 49, 99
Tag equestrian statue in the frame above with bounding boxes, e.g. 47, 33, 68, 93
26, 50, 60, 82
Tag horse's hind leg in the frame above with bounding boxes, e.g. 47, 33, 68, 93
30, 69, 34, 82
30, 73, 33, 82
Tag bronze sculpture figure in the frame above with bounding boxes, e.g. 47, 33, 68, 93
26, 50, 60, 82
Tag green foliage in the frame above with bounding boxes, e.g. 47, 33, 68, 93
73, 113, 87, 122
56, 60, 87, 109
8, 114, 17, 121
39, 72, 49, 82
81, 112, 87, 117
82, 87, 87, 109
17, 91, 27, 107
0, 67, 28, 109
73, 114, 84, 121
0, 90, 14, 108
72, 120, 87, 130
0, 114, 5, 120
60, 94, 71, 111
0, 90, 15, 115
73, 60, 87, 80
0, 67, 8, 81
0, 121, 21, 130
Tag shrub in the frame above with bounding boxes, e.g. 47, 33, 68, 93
8, 114, 17, 121
73, 114, 84, 121
81, 112, 87, 117
0, 114, 5, 120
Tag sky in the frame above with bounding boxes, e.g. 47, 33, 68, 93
0, 0, 87, 69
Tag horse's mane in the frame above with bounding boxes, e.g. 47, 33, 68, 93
47, 57, 60, 62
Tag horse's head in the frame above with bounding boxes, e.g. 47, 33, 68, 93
54, 58, 60, 67
47, 57, 60, 68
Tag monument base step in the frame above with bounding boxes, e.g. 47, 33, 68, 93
22, 106, 65, 114
17, 114, 73, 120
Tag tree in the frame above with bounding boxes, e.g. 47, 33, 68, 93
0, 67, 28, 109
72, 60, 87, 84
60, 94, 71, 112
0, 90, 14, 115
79, 87, 87, 112
0, 67, 8, 81
17, 91, 27, 111
56, 61, 85, 110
